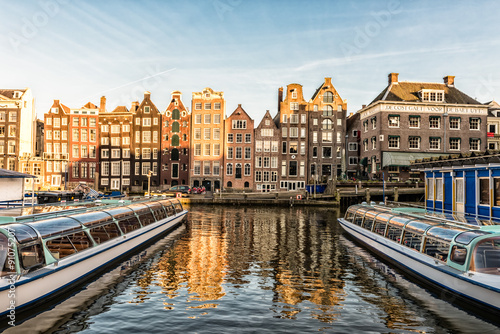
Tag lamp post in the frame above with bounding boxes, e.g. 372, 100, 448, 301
147, 170, 152, 197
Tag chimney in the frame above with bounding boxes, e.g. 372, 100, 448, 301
278, 87, 283, 113
325, 77, 332, 87
444, 75, 455, 86
131, 101, 139, 111
100, 96, 106, 113
388, 72, 399, 85
144, 91, 151, 98
362, 104, 366, 109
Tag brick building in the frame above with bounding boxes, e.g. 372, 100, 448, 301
161, 91, 191, 188
359, 73, 488, 181
308, 77, 347, 182
44, 100, 70, 189
224, 104, 254, 190
276, 84, 308, 191
486, 101, 500, 150
68, 101, 100, 189
346, 112, 361, 179
190, 88, 225, 191
98, 99, 133, 192
0, 89, 35, 172
131, 92, 162, 193
254, 110, 280, 191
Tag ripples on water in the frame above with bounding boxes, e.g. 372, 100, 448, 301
24, 206, 500, 333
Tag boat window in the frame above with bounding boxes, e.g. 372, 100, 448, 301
403, 231, 422, 251
173, 201, 183, 213
423, 237, 450, 262
345, 206, 361, 221
71, 211, 114, 227
20, 244, 44, 270
0, 234, 15, 277
353, 213, 364, 226
164, 203, 175, 216
363, 210, 378, 231
386, 225, 403, 243
137, 210, 156, 226
117, 216, 142, 234
471, 237, 500, 274
373, 217, 387, 235
104, 207, 135, 220
449, 245, 467, 265
388, 216, 411, 229
405, 220, 436, 234
46, 236, 77, 259
455, 231, 490, 245
29, 218, 82, 239
89, 223, 121, 244
2, 224, 39, 244
146, 202, 166, 221
426, 226, 468, 243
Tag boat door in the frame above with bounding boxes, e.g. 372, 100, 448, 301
455, 178, 465, 213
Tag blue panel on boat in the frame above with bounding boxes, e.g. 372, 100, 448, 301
492, 169, 500, 177
478, 206, 490, 218
435, 201, 442, 210
477, 170, 489, 178
444, 174, 453, 213
465, 171, 476, 215
492, 207, 500, 220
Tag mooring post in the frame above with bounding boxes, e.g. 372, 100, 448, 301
394, 187, 399, 202
366, 188, 370, 202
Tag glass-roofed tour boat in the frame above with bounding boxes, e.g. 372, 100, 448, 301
339, 203, 500, 318
0, 198, 187, 317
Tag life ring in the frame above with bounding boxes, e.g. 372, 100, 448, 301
176, 192, 182, 198
296, 195, 302, 200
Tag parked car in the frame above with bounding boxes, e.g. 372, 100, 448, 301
163, 185, 191, 197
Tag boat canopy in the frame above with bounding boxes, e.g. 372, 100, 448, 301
2, 223, 39, 244
28, 217, 82, 239
426, 225, 467, 242
70, 211, 113, 227
388, 216, 412, 228
455, 230, 491, 245
405, 220, 438, 234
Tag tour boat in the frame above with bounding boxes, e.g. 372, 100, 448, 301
0, 198, 187, 318
338, 203, 500, 318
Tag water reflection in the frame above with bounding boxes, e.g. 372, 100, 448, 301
54, 206, 500, 333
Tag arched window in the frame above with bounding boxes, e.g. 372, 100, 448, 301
323, 105, 333, 116
172, 109, 180, 120
227, 181, 232, 188
244, 163, 251, 176
322, 119, 333, 130
323, 91, 334, 103
183, 134, 187, 141
244, 182, 249, 188
172, 121, 180, 132
171, 134, 179, 146
171, 148, 179, 160
235, 163, 242, 179
171, 180, 178, 186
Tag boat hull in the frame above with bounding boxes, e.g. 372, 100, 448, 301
0, 210, 187, 317
338, 218, 500, 318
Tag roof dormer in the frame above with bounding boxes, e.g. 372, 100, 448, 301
420, 89, 445, 103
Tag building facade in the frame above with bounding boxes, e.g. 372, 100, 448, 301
161, 91, 191, 188
68, 102, 100, 189
99, 100, 133, 192
276, 84, 308, 191
308, 77, 347, 182
359, 73, 488, 181
224, 104, 254, 190
0, 89, 35, 171
131, 92, 162, 193
44, 100, 70, 189
254, 110, 280, 191
486, 101, 500, 150
346, 112, 361, 179
190, 88, 225, 191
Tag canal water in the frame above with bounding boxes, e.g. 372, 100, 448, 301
7, 205, 500, 333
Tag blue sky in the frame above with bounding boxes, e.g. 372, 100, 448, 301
2, 0, 500, 122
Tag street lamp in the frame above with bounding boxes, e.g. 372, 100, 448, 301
147, 170, 152, 197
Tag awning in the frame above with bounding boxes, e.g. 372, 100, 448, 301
382, 152, 445, 167
0, 168, 36, 179
360, 157, 368, 166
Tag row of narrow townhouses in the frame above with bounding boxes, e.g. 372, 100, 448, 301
5, 73, 496, 192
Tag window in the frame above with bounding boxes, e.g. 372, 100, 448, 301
282, 142, 287, 154
214, 114, 221, 124
194, 114, 202, 124
142, 131, 151, 143
479, 178, 489, 205
313, 132, 318, 143
282, 127, 287, 138
194, 144, 201, 156
388, 136, 400, 149
245, 147, 251, 159
236, 134, 243, 143
227, 133, 233, 143
194, 128, 201, 140
348, 143, 357, 151
102, 162, 109, 176
409, 136, 421, 149
227, 147, 233, 159
255, 171, 262, 182
271, 157, 278, 168
449, 138, 461, 150
232, 120, 247, 129
322, 119, 333, 130
349, 157, 359, 165
363, 139, 368, 152
323, 91, 333, 103
388, 115, 400, 127
289, 161, 297, 176
194, 161, 201, 175
322, 132, 332, 142
289, 127, 298, 138
244, 163, 251, 176
204, 114, 211, 124
429, 116, 441, 129
290, 114, 298, 124
290, 102, 299, 110
323, 105, 333, 117
363, 120, 368, 132
204, 143, 210, 156
409, 116, 420, 128
245, 133, 251, 143
213, 161, 220, 175
450, 117, 461, 130
195, 103, 202, 110
226, 163, 233, 175
301, 114, 306, 124
236, 147, 242, 159
289, 142, 298, 154
204, 128, 211, 140
204, 103, 211, 110
73, 117, 79, 126
470, 118, 480, 130
322, 147, 332, 158
214, 128, 221, 140
430, 137, 441, 150
470, 138, 480, 151
371, 137, 376, 150
371, 117, 376, 129
263, 157, 270, 168
489, 124, 497, 134
421, 90, 445, 102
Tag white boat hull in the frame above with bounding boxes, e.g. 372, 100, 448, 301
0, 211, 187, 316
338, 218, 500, 313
